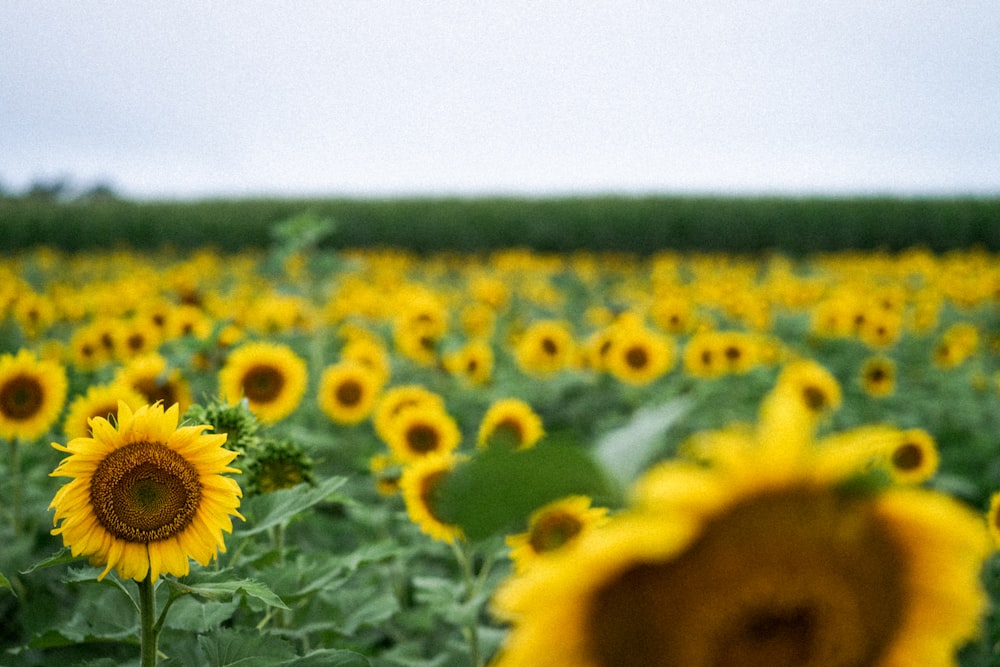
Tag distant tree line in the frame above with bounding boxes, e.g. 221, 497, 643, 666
0, 175, 119, 203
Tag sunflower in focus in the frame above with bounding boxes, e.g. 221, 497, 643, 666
477, 398, 544, 451
491, 371, 991, 667
400, 452, 465, 543
49, 401, 243, 582
317, 360, 384, 425
62, 381, 147, 440
506, 495, 608, 574
0, 348, 68, 441
219, 342, 308, 423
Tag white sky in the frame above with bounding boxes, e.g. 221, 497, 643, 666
2, 1, 999, 199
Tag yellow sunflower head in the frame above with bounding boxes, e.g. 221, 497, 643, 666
514, 319, 577, 377
218, 342, 308, 423
879, 428, 940, 485
49, 401, 244, 583
758, 359, 841, 452
62, 381, 147, 440
317, 361, 384, 426
400, 452, 465, 543
604, 324, 676, 386
382, 404, 461, 464
860, 355, 896, 398
442, 339, 495, 386
0, 348, 68, 441
491, 385, 991, 667
372, 384, 446, 442
682, 331, 727, 379
115, 353, 193, 415
505, 495, 609, 574
477, 398, 545, 451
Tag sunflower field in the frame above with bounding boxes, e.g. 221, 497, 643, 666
1, 216, 1000, 666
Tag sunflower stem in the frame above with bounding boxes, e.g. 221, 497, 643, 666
450, 540, 483, 667
138, 572, 159, 667
8, 439, 22, 538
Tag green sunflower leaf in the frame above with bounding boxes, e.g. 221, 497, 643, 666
281, 649, 372, 666
20, 546, 83, 574
434, 441, 621, 540
167, 578, 289, 610
237, 475, 350, 536
197, 628, 295, 666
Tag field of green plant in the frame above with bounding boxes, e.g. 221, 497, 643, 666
3, 194, 1000, 253
1, 214, 1000, 666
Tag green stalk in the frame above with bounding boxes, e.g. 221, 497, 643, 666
138, 572, 159, 667
9, 439, 22, 538
450, 540, 483, 667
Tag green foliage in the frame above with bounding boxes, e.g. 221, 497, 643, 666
435, 441, 621, 540
3, 194, 1000, 253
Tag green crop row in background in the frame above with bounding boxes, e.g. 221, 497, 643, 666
2, 194, 999, 254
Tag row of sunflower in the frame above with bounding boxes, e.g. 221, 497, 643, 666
1, 242, 999, 666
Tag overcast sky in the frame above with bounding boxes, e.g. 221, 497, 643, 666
3, 2, 999, 199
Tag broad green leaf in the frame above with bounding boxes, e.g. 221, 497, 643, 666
593, 398, 691, 487
282, 649, 371, 666
198, 629, 295, 666
434, 441, 620, 540
237, 476, 349, 536
163, 594, 240, 632
167, 578, 289, 610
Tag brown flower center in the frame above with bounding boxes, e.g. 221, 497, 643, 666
135, 378, 178, 407
0, 374, 44, 421
90, 441, 202, 543
891, 443, 923, 471
242, 365, 285, 403
624, 346, 649, 370
801, 385, 828, 411
335, 379, 364, 407
406, 423, 440, 454
529, 511, 583, 554
588, 487, 904, 667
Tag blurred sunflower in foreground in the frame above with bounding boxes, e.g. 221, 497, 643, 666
491, 361, 991, 667
49, 401, 244, 582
